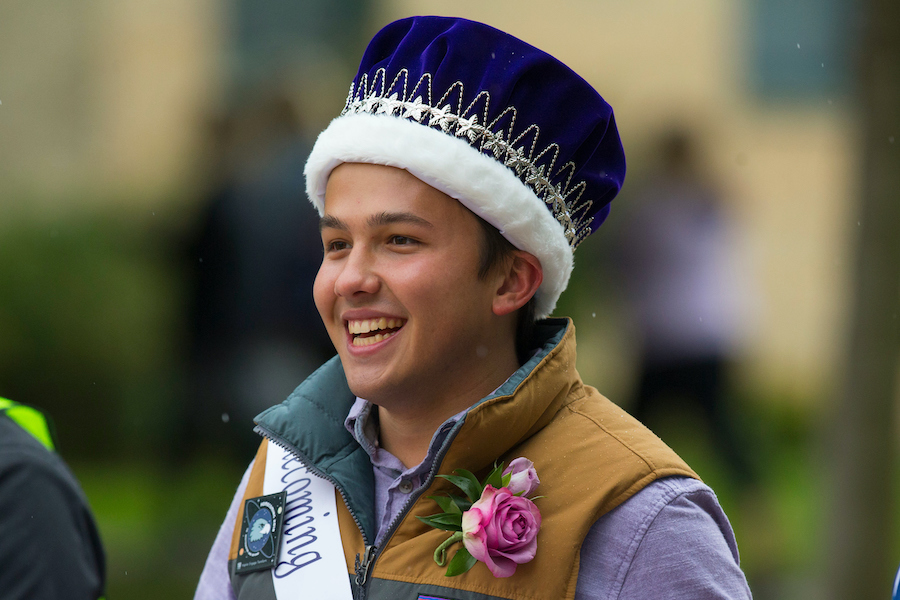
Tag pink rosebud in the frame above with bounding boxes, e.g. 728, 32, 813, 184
461, 485, 542, 578
503, 457, 540, 496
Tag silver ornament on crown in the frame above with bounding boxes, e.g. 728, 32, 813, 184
341, 68, 599, 249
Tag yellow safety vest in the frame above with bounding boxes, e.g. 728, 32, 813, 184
0, 397, 56, 451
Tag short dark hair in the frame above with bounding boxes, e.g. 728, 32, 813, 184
475, 216, 538, 364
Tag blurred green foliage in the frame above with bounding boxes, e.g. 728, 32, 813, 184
75, 458, 240, 599
0, 205, 249, 597
0, 209, 187, 458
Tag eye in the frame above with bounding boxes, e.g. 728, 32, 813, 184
389, 235, 417, 246
324, 239, 350, 253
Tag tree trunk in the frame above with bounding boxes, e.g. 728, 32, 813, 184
826, 0, 900, 597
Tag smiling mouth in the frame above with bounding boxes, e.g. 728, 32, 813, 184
347, 317, 405, 347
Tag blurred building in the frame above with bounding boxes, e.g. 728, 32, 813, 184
0, 0, 857, 408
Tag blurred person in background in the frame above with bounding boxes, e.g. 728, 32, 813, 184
0, 397, 106, 599
196, 17, 751, 600
181, 90, 334, 461
617, 129, 756, 487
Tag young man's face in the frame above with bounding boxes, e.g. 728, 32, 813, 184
314, 163, 513, 410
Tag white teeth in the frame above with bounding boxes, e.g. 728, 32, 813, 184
347, 318, 403, 347
348, 318, 403, 334
351, 331, 395, 346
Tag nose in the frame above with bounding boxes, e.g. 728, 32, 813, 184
333, 246, 380, 298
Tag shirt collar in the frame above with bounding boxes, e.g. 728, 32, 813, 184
344, 397, 466, 474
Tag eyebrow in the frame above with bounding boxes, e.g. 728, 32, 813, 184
368, 211, 434, 229
319, 215, 348, 232
319, 211, 434, 231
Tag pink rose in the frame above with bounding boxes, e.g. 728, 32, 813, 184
461, 485, 542, 577
503, 457, 540, 496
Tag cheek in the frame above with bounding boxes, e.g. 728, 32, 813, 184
312, 267, 334, 320
392, 267, 459, 320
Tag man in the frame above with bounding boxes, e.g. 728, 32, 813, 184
0, 398, 106, 600
196, 16, 752, 599
618, 129, 756, 487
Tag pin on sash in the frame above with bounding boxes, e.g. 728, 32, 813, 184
235, 491, 287, 574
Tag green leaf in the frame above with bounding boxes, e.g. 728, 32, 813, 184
484, 462, 505, 489
430, 513, 464, 527
428, 495, 462, 514
445, 547, 478, 577
438, 470, 483, 502
448, 494, 473, 512
501, 473, 512, 488
416, 513, 463, 531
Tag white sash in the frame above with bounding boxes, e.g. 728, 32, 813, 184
263, 439, 354, 599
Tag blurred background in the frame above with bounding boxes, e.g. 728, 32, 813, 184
0, 0, 897, 598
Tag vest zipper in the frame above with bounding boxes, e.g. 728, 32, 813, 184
354, 420, 467, 597
353, 544, 376, 600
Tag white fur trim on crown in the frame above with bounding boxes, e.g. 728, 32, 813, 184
304, 112, 573, 319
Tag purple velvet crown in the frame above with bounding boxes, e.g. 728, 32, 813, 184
346, 16, 625, 246
305, 16, 627, 317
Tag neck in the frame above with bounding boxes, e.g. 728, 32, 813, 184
376, 408, 446, 468
375, 349, 520, 469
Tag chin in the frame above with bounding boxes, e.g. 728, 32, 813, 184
344, 372, 412, 409
343, 370, 387, 403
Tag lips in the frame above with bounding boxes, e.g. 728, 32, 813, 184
347, 317, 405, 347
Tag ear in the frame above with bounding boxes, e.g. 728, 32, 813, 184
492, 251, 543, 317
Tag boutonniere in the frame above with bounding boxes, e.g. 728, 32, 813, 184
417, 457, 542, 578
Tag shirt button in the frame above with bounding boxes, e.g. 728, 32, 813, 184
398, 479, 414, 494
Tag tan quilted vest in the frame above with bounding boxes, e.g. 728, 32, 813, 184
230, 320, 697, 600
